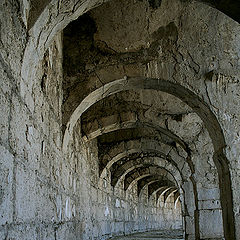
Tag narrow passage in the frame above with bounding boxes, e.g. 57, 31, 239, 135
108, 230, 184, 240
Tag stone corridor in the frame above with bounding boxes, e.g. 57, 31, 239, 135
1, 0, 240, 240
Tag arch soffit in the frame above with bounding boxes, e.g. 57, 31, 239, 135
83, 117, 190, 151
100, 138, 187, 168
148, 181, 176, 198
81, 108, 201, 145
24, 0, 240, 74
101, 146, 191, 181
164, 188, 178, 202
137, 176, 175, 196
111, 156, 182, 187
125, 173, 166, 192
21, 0, 110, 83
23, 0, 240, 106
24, 1, 235, 238
63, 77, 225, 154
112, 163, 178, 189
155, 187, 178, 205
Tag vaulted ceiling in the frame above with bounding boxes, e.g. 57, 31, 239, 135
28, 0, 240, 30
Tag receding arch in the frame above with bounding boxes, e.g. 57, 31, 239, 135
63, 77, 225, 152
82, 110, 193, 151
112, 163, 176, 188
18, 0, 239, 238
63, 76, 234, 239
95, 123, 207, 239
156, 186, 173, 203
148, 181, 176, 198
163, 188, 178, 203
122, 158, 183, 192
138, 176, 175, 197
113, 159, 187, 227
125, 173, 154, 192
173, 191, 180, 206
124, 173, 164, 193
98, 138, 189, 179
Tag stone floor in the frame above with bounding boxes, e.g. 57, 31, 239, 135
108, 230, 184, 240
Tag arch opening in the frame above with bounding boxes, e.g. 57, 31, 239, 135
21, 0, 238, 239
64, 76, 232, 239
1, 0, 239, 239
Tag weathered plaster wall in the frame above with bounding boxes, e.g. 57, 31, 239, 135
1, 0, 240, 239
0, 2, 82, 237
0, 15, 73, 237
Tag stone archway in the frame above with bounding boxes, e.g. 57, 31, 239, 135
63, 76, 234, 239
20, 0, 239, 239
1, 0, 240, 239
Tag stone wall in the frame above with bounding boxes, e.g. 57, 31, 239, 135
0, 0, 240, 239
65, 125, 183, 239
0, 4, 181, 238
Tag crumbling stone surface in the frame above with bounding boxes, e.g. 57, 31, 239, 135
1, 0, 240, 239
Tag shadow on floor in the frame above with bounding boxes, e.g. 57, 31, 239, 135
108, 229, 184, 240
